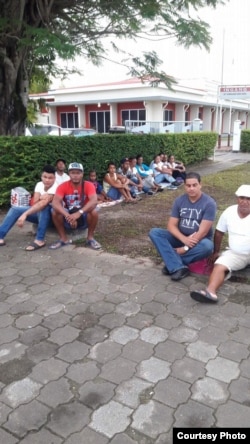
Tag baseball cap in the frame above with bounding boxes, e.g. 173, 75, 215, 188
120, 157, 129, 164
68, 162, 84, 171
235, 185, 250, 198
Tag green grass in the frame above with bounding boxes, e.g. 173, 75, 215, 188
97, 163, 250, 260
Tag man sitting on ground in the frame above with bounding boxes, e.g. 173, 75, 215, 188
50, 162, 102, 250
190, 185, 250, 303
149, 172, 217, 281
117, 157, 142, 199
0, 165, 57, 251
55, 158, 70, 185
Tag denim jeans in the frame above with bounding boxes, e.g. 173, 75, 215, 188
149, 228, 214, 273
154, 174, 175, 185
0, 205, 52, 241
131, 177, 150, 193
107, 187, 121, 200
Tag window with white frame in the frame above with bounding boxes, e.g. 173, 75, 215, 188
121, 109, 146, 125
163, 109, 173, 124
60, 112, 79, 128
89, 111, 110, 133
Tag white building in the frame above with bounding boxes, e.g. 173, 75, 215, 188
31, 77, 250, 134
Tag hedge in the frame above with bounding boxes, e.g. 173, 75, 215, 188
0, 131, 217, 207
240, 130, 250, 152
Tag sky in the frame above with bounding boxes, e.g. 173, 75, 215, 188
51, 0, 250, 89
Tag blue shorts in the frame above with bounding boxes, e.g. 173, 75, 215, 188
64, 212, 88, 230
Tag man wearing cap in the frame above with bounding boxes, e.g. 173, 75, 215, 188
191, 184, 250, 303
117, 157, 143, 199
49, 162, 102, 250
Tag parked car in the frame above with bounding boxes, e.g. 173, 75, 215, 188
48, 128, 97, 137
71, 128, 97, 137
108, 126, 126, 134
25, 123, 63, 136
48, 129, 73, 136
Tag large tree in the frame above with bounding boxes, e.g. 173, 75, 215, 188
0, 0, 225, 135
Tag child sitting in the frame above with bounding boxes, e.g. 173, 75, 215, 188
88, 170, 111, 202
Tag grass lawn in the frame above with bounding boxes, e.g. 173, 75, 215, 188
96, 163, 250, 261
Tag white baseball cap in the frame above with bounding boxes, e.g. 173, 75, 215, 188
68, 162, 84, 171
235, 185, 250, 198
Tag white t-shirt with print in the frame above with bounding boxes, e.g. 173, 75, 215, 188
216, 205, 250, 254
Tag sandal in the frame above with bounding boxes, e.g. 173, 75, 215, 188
190, 290, 218, 303
25, 241, 45, 251
49, 240, 72, 250
86, 239, 102, 250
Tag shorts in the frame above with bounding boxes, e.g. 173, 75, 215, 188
64, 212, 88, 230
215, 249, 250, 280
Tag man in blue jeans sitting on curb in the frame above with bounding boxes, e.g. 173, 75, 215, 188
149, 172, 217, 281
0, 165, 57, 251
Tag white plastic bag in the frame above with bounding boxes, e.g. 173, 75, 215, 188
11, 187, 31, 207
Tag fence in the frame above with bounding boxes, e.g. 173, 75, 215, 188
125, 119, 203, 134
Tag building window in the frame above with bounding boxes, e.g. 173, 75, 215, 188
163, 110, 173, 124
121, 109, 146, 125
185, 110, 190, 126
60, 112, 79, 128
89, 111, 110, 133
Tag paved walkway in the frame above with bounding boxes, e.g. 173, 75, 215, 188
0, 151, 250, 443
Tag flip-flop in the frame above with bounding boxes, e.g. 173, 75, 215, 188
25, 241, 45, 251
49, 240, 72, 250
86, 239, 102, 250
190, 290, 218, 303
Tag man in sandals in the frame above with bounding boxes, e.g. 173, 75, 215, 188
0, 165, 56, 251
190, 185, 250, 303
50, 162, 102, 250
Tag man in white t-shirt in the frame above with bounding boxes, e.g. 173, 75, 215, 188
55, 158, 70, 185
191, 184, 250, 303
0, 165, 57, 251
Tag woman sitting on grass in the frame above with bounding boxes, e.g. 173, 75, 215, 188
103, 162, 137, 203
167, 154, 186, 182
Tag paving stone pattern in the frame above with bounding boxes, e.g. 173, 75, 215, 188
0, 151, 250, 443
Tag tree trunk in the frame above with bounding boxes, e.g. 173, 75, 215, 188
0, 50, 28, 135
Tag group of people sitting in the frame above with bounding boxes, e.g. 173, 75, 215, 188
0, 157, 249, 307
0, 159, 102, 251
0, 152, 186, 251
92, 153, 186, 204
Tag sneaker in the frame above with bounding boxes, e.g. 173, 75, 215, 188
172, 181, 182, 187
147, 191, 154, 195
168, 185, 177, 190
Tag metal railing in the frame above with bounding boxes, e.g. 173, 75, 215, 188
124, 119, 203, 134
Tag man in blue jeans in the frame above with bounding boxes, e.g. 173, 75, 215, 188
149, 172, 217, 281
0, 165, 57, 251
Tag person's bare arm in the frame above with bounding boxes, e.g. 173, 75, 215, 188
52, 194, 68, 216
17, 194, 54, 227
167, 217, 189, 245
167, 217, 213, 248
105, 174, 126, 189
190, 220, 214, 244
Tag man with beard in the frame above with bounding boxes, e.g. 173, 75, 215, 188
49, 162, 101, 250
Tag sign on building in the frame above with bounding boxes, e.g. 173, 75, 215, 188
219, 86, 250, 100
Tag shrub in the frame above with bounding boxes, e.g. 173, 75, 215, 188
240, 130, 250, 152
0, 131, 217, 207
